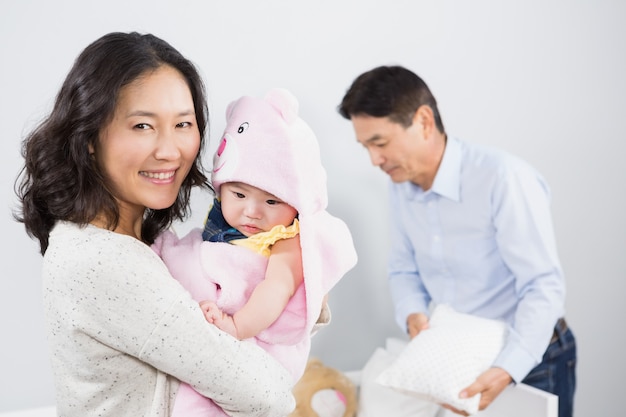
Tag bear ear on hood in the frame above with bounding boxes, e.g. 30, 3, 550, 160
264, 88, 299, 124
225, 96, 243, 120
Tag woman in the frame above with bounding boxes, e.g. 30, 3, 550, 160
14, 31, 295, 417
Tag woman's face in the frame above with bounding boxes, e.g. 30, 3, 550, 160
95, 65, 200, 221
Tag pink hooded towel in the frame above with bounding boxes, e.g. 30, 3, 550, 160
153, 88, 358, 416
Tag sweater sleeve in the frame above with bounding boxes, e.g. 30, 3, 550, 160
49, 225, 295, 416
141, 293, 296, 416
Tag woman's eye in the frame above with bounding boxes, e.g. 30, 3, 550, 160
177, 121, 192, 128
135, 123, 150, 130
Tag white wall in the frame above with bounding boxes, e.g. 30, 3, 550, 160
1, 1, 624, 415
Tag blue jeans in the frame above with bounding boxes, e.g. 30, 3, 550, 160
521, 320, 576, 417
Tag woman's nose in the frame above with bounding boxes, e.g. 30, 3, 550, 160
154, 129, 182, 160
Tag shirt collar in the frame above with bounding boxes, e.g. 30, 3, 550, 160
431, 136, 462, 202
400, 136, 462, 202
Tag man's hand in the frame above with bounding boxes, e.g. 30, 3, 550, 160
406, 312, 430, 339
441, 367, 513, 415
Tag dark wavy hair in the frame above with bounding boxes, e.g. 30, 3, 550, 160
338, 65, 445, 133
14, 32, 211, 254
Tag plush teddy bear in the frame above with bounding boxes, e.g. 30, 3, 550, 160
289, 358, 358, 417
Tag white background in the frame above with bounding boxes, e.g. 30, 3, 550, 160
1, 1, 624, 416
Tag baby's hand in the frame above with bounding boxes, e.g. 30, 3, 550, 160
199, 300, 238, 338
199, 300, 221, 324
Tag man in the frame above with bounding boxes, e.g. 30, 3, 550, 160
338, 65, 576, 417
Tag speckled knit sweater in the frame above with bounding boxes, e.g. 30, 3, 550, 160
41, 221, 295, 417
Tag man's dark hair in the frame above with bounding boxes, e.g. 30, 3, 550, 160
338, 65, 445, 132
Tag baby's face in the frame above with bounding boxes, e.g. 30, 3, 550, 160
220, 182, 298, 237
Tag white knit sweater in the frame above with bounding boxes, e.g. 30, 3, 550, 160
42, 221, 295, 417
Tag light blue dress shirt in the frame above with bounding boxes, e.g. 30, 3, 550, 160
387, 137, 566, 382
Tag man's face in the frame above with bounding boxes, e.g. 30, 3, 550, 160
350, 114, 428, 185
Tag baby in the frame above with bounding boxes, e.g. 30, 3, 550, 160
154, 88, 357, 417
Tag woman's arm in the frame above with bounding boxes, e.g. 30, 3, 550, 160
97, 233, 295, 416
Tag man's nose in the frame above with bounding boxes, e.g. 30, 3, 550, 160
369, 148, 384, 166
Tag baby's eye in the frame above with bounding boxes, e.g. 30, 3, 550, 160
237, 122, 249, 134
266, 200, 280, 205
235, 192, 245, 199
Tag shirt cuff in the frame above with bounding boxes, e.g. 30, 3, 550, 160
492, 330, 542, 382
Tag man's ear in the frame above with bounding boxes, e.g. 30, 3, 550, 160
412, 105, 435, 137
